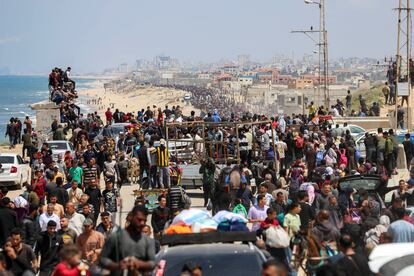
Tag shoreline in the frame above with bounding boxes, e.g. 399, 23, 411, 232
77, 81, 201, 118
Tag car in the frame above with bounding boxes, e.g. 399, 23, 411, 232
369, 243, 414, 275
42, 140, 75, 161
338, 174, 398, 209
0, 153, 30, 189
329, 124, 366, 138
183, 94, 191, 101
155, 232, 266, 276
94, 123, 130, 142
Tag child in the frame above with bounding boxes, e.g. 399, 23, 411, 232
260, 208, 279, 231
102, 180, 120, 224
232, 198, 248, 219
283, 202, 301, 239
52, 245, 90, 276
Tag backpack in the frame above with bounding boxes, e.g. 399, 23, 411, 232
339, 149, 348, 166
295, 137, 304, 149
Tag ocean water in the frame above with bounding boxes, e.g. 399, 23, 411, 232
0, 75, 95, 141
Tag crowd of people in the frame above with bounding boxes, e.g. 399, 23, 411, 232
2, 73, 414, 276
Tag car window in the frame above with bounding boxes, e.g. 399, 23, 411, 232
47, 143, 68, 150
111, 126, 126, 136
159, 253, 263, 276
17, 156, 24, 164
349, 126, 365, 134
339, 177, 381, 191
0, 156, 15, 164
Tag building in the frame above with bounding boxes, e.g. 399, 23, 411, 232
238, 76, 254, 86
288, 78, 314, 89
255, 68, 280, 83
302, 74, 337, 85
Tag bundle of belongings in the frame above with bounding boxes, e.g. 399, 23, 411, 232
164, 209, 248, 234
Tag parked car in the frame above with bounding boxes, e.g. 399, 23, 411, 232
330, 124, 366, 138
0, 153, 30, 189
155, 232, 266, 276
42, 140, 75, 161
338, 174, 398, 209
94, 123, 130, 142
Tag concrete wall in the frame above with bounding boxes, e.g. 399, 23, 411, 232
30, 101, 60, 134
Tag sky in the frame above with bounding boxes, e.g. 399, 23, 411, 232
0, 0, 399, 74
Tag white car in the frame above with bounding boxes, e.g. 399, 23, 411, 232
330, 124, 366, 138
0, 153, 30, 189
42, 140, 75, 161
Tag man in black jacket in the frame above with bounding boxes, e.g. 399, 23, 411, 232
0, 197, 18, 247
22, 204, 39, 248
151, 196, 170, 239
55, 177, 68, 207
35, 220, 64, 276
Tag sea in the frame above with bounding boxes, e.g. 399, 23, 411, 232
0, 75, 95, 141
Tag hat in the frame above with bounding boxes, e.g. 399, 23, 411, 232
160, 139, 166, 146
83, 218, 93, 226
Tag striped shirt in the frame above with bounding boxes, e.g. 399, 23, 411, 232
168, 186, 182, 210
155, 146, 169, 167
83, 165, 98, 187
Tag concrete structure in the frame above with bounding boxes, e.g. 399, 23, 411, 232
238, 76, 254, 87
30, 101, 60, 134
287, 78, 314, 89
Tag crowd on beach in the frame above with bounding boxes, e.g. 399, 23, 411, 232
2, 69, 414, 276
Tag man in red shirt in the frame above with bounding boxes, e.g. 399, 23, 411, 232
105, 108, 113, 125
31, 169, 47, 204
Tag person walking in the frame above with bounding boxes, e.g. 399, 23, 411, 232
35, 220, 64, 276
199, 157, 215, 207
99, 205, 155, 275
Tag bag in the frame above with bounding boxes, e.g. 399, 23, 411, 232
180, 187, 192, 209
339, 149, 348, 166
265, 226, 290, 248
295, 137, 304, 149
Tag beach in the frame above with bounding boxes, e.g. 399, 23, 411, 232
78, 80, 201, 118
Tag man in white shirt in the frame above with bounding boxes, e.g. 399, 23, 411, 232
39, 204, 61, 232
65, 202, 85, 235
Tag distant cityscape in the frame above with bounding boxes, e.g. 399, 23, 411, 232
95, 54, 390, 116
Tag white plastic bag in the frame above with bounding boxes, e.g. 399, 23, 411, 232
265, 226, 290, 248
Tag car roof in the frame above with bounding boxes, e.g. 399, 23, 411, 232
159, 243, 258, 257
0, 153, 17, 157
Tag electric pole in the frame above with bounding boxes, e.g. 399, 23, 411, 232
293, 0, 329, 109
394, 0, 412, 130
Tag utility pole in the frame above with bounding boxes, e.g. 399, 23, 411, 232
320, 0, 329, 108
293, 0, 329, 109
394, 0, 412, 130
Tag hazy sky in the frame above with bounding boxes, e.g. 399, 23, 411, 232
0, 0, 398, 74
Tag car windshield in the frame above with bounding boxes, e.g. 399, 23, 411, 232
0, 156, 14, 164
47, 143, 68, 150
111, 125, 126, 136
158, 252, 263, 276
339, 177, 381, 191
